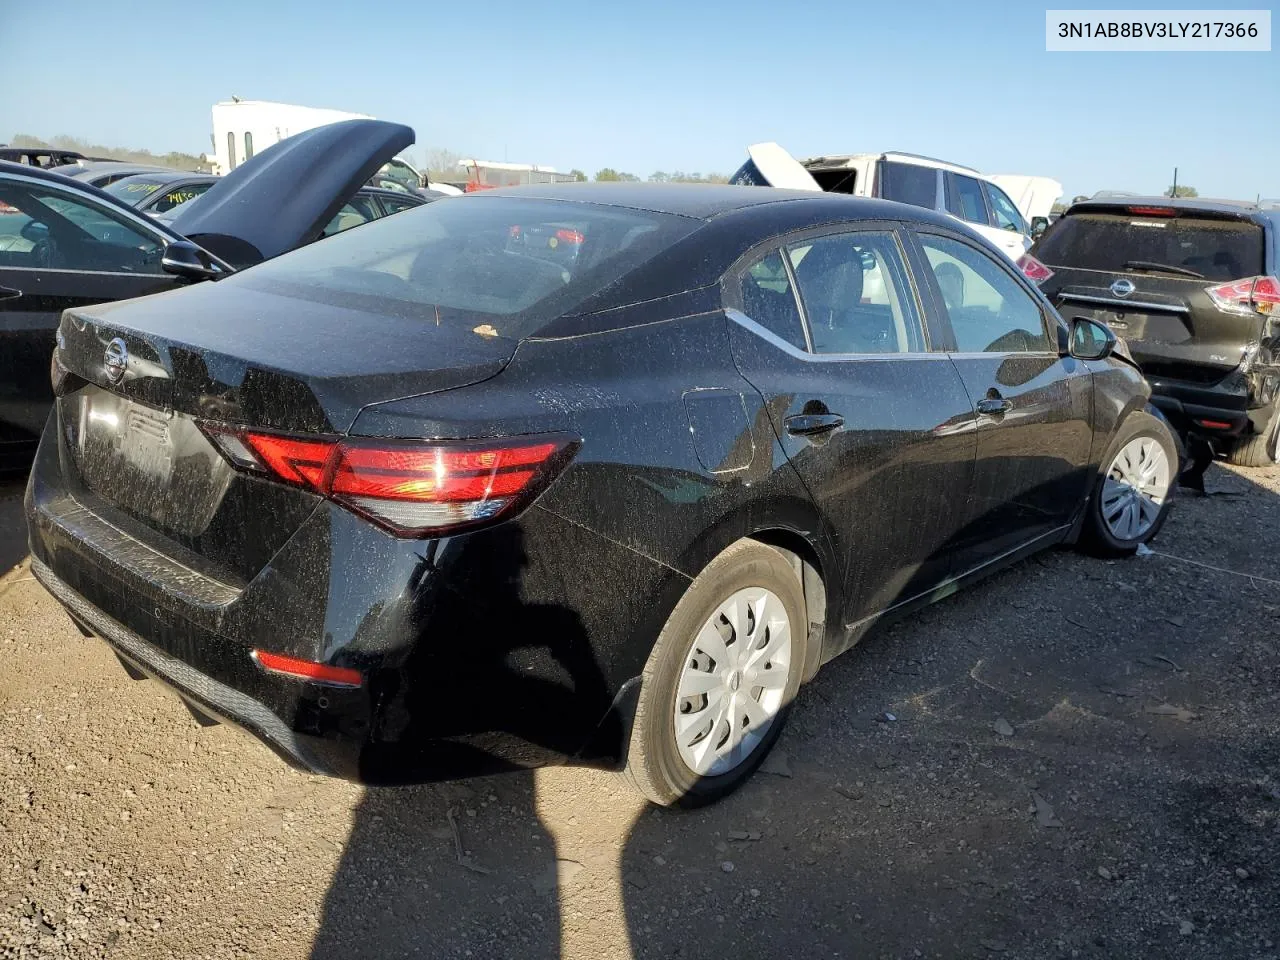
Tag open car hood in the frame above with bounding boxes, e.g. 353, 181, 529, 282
729, 142, 822, 191
168, 119, 414, 268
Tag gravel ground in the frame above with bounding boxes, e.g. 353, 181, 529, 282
1, 464, 1278, 960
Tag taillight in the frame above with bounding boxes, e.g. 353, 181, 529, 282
1205, 276, 1280, 317
202, 427, 578, 537
1016, 253, 1054, 284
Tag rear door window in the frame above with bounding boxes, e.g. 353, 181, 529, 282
148, 181, 214, 215
945, 173, 990, 225
1033, 213, 1265, 282
787, 230, 925, 354
878, 162, 937, 209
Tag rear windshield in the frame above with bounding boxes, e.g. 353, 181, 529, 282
1035, 212, 1264, 281
232, 196, 699, 337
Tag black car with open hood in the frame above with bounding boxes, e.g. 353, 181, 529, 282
0, 120, 418, 471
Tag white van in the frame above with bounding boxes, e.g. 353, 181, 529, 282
732, 143, 1034, 261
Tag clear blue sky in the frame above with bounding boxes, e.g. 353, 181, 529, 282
3, 0, 1276, 200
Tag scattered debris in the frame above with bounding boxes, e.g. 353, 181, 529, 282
1135, 543, 1154, 558
720, 861, 735, 874
833, 786, 864, 801
877, 712, 898, 723
1098, 685, 1139, 698
979, 938, 1008, 952
1180, 920, 1194, 936
1097, 866, 1113, 881
1032, 792, 1062, 828
993, 719, 1015, 737
1145, 703, 1197, 723
445, 806, 492, 876
727, 830, 762, 842
1235, 867, 1250, 881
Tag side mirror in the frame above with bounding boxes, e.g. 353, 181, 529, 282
20, 220, 49, 243
161, 240, 225, 282
1030, 216, 1049, 240
1069, 316, 1117, 361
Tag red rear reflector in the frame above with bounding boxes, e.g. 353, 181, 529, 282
251, 650, 363, 687
1016, 253, 1054, 284
1206, 275, 1280, 317
1126, 206, 1175, 217
1194, 419, 1234, 430
203, 427, 577, 537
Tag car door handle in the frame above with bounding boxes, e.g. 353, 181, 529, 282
976, 396, 1013, 416
0, 284, 21, 302
785, 413, 845, 436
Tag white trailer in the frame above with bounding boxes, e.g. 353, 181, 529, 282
211, 99, 372, 176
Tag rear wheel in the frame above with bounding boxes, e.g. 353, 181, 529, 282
623, 540, 807, 808
1079, 411, 1176, 557
1226, 405, 1280, 468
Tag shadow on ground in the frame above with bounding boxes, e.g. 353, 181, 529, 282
305, 464, 1280, 960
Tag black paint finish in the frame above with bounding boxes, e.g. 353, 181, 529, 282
27, 185, 1156, 783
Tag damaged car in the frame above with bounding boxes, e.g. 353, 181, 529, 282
0, 119, 416, 470
1022, 197, 1280, 465
28, 184, 1176, 806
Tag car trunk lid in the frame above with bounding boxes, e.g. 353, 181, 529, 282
167, 119, 415, 268
52, 280, 515, 582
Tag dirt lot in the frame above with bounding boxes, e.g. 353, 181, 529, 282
2, 463, 1278, 960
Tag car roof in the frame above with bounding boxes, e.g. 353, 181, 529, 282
358, 185, 428, 202
800, 151, 983, 177
470, 181, 962, 227
1067, 195, 1277, 225
52, 160, 187, 179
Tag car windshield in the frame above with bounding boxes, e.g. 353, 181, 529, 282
1035, 212, 1265, 281
103, 176, 168, 204
231, 196, 700, 338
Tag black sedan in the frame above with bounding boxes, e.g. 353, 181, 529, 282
0, 120, 420, 470
25, 184, 1177, 806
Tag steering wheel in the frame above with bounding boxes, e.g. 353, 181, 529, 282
30, 234, 61, 268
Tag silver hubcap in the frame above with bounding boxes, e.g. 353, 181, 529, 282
1102, 436, 1171, 541
674, 587, 792, 777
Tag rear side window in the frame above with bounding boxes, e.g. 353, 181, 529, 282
986, 183, 1027, 234
1034, 213, 1265, 282
878, 162, 937, 209
739, 250, 808, 350
235, 196, 699, 338
945, 173, 989, 224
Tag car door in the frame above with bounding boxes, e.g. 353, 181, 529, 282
907, 228, 1094, 571
724, 224, 977, 638
0, 172, 179, 456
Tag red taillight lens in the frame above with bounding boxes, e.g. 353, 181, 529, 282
1126, 205, 1175, 217
251, 650, 363, 687
1016, 253, 1054, 284
1205, 275, 1280, 317
203, 428, 577, 537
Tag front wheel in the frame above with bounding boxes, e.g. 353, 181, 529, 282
1078, 411, 1177, 557
623, 540, 808, 808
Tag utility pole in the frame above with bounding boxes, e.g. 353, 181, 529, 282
1170, 167, 1178, 198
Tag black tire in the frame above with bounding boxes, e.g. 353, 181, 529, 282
1226, 405, 1280, 468
622, 540, 808, 808
1078, 410, 1177, 558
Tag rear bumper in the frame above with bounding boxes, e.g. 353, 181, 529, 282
1147, 373, 1257, 438
31, 555, 345, 776
24, 417, 675, 783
